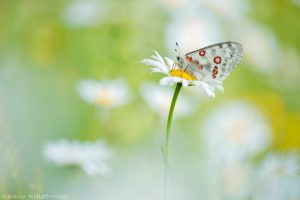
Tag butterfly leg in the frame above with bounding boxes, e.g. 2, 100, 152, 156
171, 63, 176, 70
183, 64, 190, 72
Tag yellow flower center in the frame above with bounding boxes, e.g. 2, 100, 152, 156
95, 91, 113, 106
169, 69, 196, 80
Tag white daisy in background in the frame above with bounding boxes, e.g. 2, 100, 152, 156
159, 0, 192, 11
201, 0, 250, 22
251, 153, 300, 200
67, 145, 191, 200
77, 78, 131, 109
43, 139, 112, 177
141, 51, 224, 97
140, 83, 193, 119
205, 162, 252, 200
235, 22, 280, 74
62, 0, 103, 27
292, 0, 300, 7
272, 46, 300, 89
221, 163, 252, 200
165, 12, 222, 54
201, 101, 272, 200
201, 101, 272, 162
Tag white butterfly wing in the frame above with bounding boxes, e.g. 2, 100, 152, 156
185, 42, 243, 81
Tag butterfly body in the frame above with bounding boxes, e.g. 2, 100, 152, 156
171, 41, 243, 82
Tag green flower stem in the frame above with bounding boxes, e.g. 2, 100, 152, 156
165, 82, 182, 161
163, 82, 182, 200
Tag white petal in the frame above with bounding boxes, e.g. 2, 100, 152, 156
216, 84, 224, 93
194, 81, 216, 97
150, 67, 167, 74
77, 80, 97, 103
43, 140, 112, 177
205, 88, 215, 97
208, 80, 224, 93
160, 77, 176, 86
182, 79, 190, 87
141, 59, 162, 69
142, 59, 169, 75
153, 50, 166, 66
172, 76, 183, 83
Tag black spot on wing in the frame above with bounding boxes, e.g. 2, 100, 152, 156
211, 49, 216, 56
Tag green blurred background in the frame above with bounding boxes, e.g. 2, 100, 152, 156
0, 0, 299, 199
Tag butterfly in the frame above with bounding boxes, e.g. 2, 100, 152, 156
171, 41, 243, 82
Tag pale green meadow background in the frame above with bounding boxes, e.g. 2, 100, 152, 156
0, 0, 300, 200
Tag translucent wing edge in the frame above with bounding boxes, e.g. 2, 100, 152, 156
185, 41, 243, 56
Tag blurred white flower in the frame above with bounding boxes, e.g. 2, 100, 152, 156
77, 78, 131, 109
159, 0, 193, 11
43, 140, 112, 177
62, 0, 103, 27
273, 46, 300, 89
69, 145, 190, 200
292, 0, 300, 7
201, 0, 250, 22
140, 83, 193, 119
221, 163, 251, 199
142, 51, 224, 97
202, 101, 272, 162
165, 12, 222, 54
236, 22, 280, 74
206, 162, 252, 200
251, 153, 300, 200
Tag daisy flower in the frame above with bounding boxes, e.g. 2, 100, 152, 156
201, 0, 250, 22
205, 161, 252, 200
77, 78, 131, 109
159, 0, 192, 11
140, 83, 193, 119
202, 101, 271, 162
141, 51, 224, 98
251, 153, 300, 200
165, 12, 222, 54
62, 0, 103, 28
43, 139, 112, 177
235, 22, 280, 75
293, 0, 300, 7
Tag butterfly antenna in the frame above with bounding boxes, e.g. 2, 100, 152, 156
172, 42, 181, 70
175, 42, 182, 55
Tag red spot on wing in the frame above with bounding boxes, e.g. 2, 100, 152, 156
199, 50, 205, 56
197, 65, 203, 70
212, 66, 218, 78
213, 56, 221, 64
185, 56, 193, 62
193, 60, 199, 65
